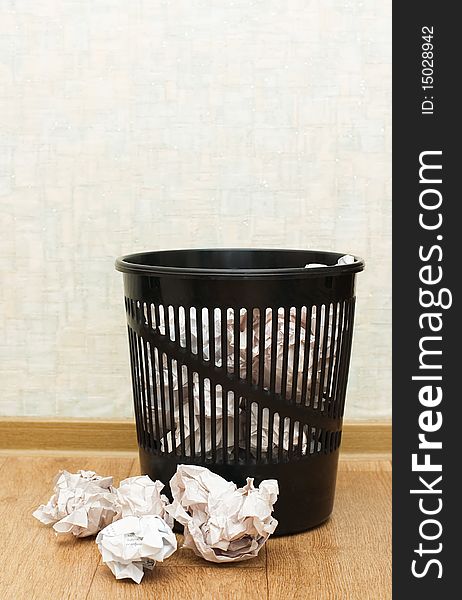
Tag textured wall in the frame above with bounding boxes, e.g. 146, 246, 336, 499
0, 1, 391, 419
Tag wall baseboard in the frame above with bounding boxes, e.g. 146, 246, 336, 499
0, 418, 391, 456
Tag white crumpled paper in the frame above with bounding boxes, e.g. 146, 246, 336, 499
96, 515, 177, 583
115, 475, 173, 527
166, 465, 278, 563
304, 253, 355, 269
33, 470, 119, 537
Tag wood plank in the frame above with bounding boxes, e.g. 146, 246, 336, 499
0, 456, 134, 600
0, 449, 138, 458
87, 565, 267, 600
266, 469, 391, 600
341, 422, 391, 455
0, 418, 391, 456
0, 418, 138, 452
338, 458, 392, 472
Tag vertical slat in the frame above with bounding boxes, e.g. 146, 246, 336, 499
245, 397, 252, 462
300, 305, 313, 406
172, 305, 186, 458
337, 299, 356, 418
269, 309, 278, 393
134, 331, 146, 449
233, 308, 240, 378
221, 308, 228, 463
185, 307, 192, 353
246, 309, 253, 383
233, 393, 240, 463
308, 305, 322, 408
323, 302, 338, 414
198, 373, 206, 460
156, 349, 168, 453
316, 304, 331, 411
171, 306, 176, 341
148, 342, 162, 453
244, 310, 253, 461
256, 404, 263, 462
222, 388, 228, 464
258, 308, 266, 388
197, 307, 204, 361
290, 307, 302, 404
144, 305, 156, 447
210, 381, 217, 462
142, 337, 155, 447
134, 330, 147, 449
187, 365, 195, 457
221, 308, 228, 372
164, 306, 176, 451
280, 307, 290, 399
173, 305, 181, 347
178, 306, 186, 347
146, 303, 162, 452
277, 415, 285, 462
130, 302, 143, 445
166, 356, 177, 456
208, 309, 215, 365
288, 418, 295, 460
267, 410, 274, 462
157, 305, 165, 334
297, 423, 305, 458
166, 306, 173, 341
329, 301, 347, 418
176, 362, 186, 457
127, 327, 142, 447
150, 303, 156, 329
153, 303, 161, 333
183, 309, 193, 456
233, 308, 240, 462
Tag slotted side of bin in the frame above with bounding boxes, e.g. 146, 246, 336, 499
119, 262, 359, 535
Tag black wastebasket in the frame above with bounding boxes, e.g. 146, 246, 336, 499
115, 248, 364, 535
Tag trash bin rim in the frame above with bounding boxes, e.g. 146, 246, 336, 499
115, 248, 364, 279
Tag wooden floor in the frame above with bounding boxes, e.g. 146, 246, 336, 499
0, 454, 391, 600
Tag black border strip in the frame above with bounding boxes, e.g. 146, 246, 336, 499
393, 4, 458, 596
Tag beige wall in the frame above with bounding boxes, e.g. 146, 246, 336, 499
0, 1, 391, 419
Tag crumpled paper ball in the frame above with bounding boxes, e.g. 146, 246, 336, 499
115, 475, 173, 527
96, 515, 177, 583
33, 470, 119, 537
166, 465, 278, 562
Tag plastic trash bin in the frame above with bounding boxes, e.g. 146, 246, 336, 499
115, 248, 364, 534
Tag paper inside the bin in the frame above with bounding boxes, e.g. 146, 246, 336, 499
166, 465, 278, 563
33, 470, 120, 537
152, 306, 329, 456
143, 255, 355, 458
304, 254, 355, 268
115, 475, 173, 527
96, 515, 177, 584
